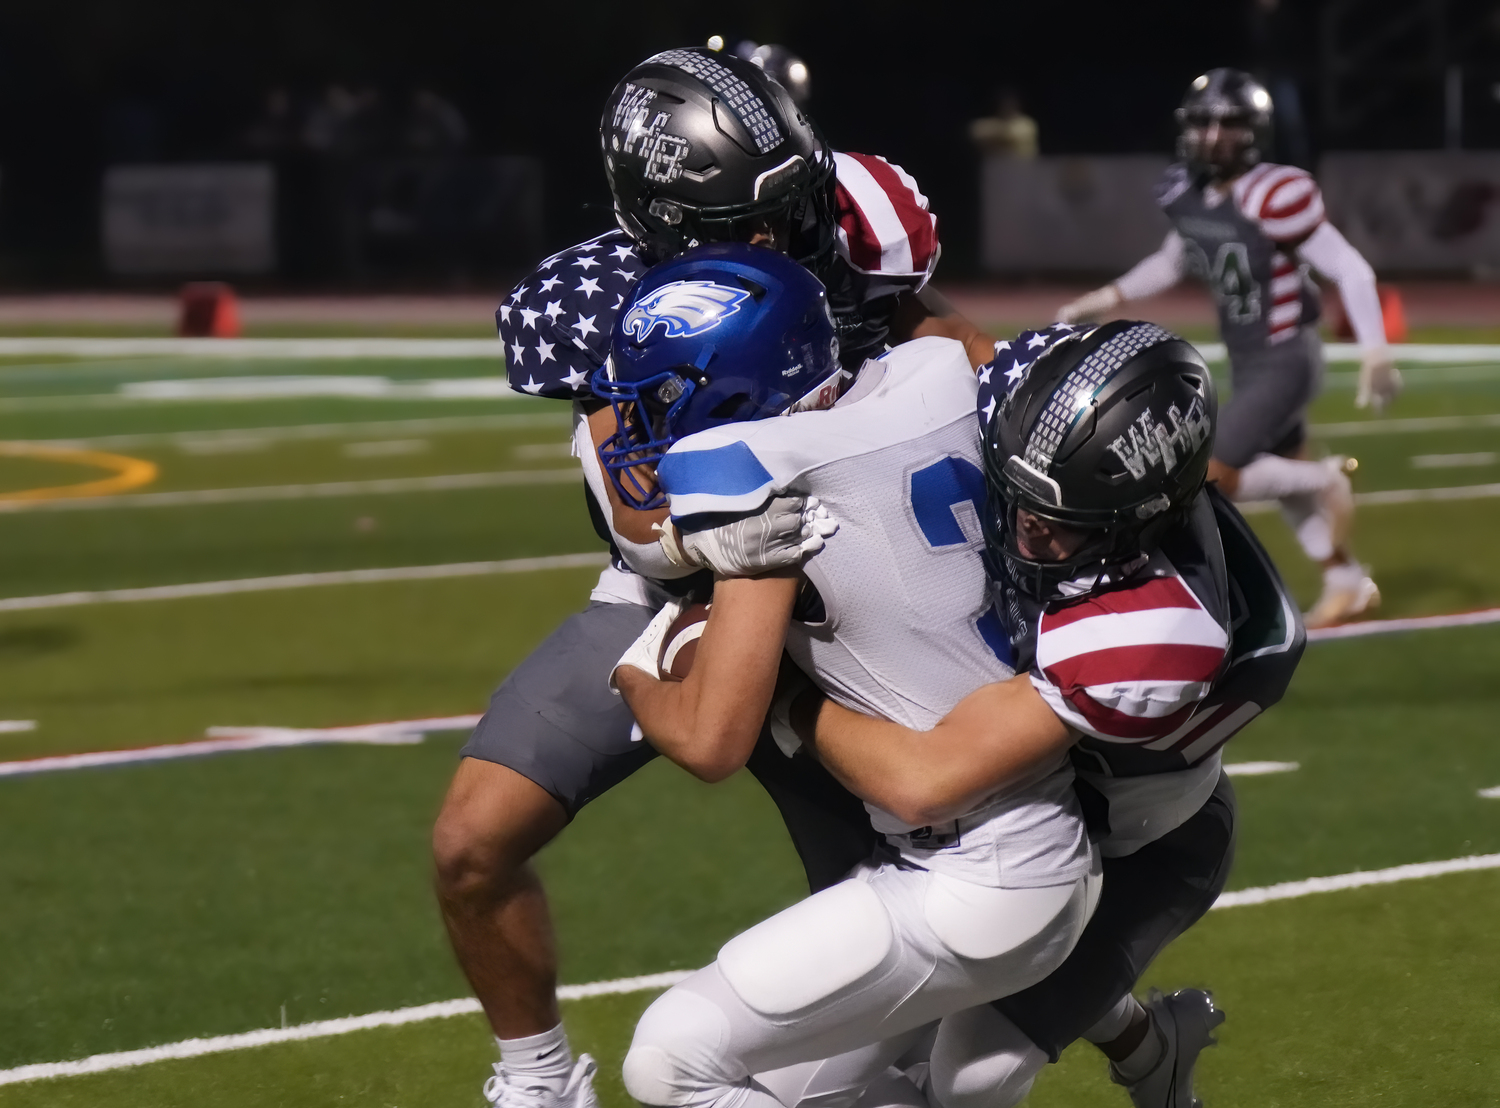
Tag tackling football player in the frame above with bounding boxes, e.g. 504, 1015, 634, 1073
765, 324, 1305, 1108
608, 246, 1096, 1108
1056, 68, 1392, 629
432, 46, 994, 1108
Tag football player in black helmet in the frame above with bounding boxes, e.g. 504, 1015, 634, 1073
1058, 67, 1397, 629
1175, 66, 1274, 183
436, 45, 991, 1108
749, 323, 1302, 1108
600, 48, 834, 269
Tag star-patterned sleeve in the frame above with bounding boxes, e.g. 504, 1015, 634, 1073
974, 324, 1081, 434
498, 230, 649, 400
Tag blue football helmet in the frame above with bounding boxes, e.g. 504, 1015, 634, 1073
592, 242, 842, 509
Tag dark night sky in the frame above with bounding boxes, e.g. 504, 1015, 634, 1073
0, 0, 1492, 282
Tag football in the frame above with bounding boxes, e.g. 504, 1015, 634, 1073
659, 602, 710, 680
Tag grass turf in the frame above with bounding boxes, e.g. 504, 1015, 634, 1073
2, 349, 1500, 1105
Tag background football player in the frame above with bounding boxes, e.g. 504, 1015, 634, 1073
607, 245, 1095, 1108
433, 46, 994, 1108
1056, 68, 1395, 630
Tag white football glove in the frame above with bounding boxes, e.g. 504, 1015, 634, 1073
655, 495, 839, 577
608, 598, 687, 694
1356, 348, 1402, 413
1055, 284, 1122, 325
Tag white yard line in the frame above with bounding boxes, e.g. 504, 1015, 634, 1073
0, 468, 581, 512
1210, 852, 1500, 908
1305, 606, 1500, 641
0, 717, 482, 778
1237, 480, 1500, 515
0, 971, 693, 1087
1354, 482, 1500, 506
0, 552, 610, 613
0, 720, 37, 734
1224, 761, 1299, 776
2, 853, 1494, 1087
1312, 412, 1500, 438
1479, 786, 1500, 799
30, 411, 569, 452
0, 338, 504, 359
1, 338, 1494, 362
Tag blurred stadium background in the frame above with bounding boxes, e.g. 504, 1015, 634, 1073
1, 1, 1499, 1106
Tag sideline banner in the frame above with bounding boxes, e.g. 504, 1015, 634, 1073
981, 152, 1500, 276
1318, 152, 1500, 275
102, 164, 275, 276
980, 155, 1172, 274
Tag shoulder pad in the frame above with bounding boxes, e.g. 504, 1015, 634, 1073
832, 152, 939, 281
1033, 571, 1229, 743
1233, 164, 1325, 242
975, 325, 1082, 435
499, 231, 647, 399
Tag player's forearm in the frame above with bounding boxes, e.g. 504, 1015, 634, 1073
803, 676, 1075, 826
1113, 231, 1188, 302
901, 287, 1000, 370
618, 574, 799, 782
1297, 222, 1385, 351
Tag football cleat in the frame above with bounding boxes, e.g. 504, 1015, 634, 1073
1304, 569, 1381, 630
483, 1054, 600, 1108
1110, 988, 1224, 1108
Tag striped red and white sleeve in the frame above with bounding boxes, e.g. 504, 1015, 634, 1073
1233, 163, 1326, 243
832, 152, 940, 283
1030, 572, 1229, 743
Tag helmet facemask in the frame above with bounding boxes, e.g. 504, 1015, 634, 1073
980, 321, 1218, 604
984, 477, 1151, 603
1174, 69, 1274, 182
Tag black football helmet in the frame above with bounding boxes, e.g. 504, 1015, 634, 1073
600, 48, 836, 269
983, 321, 1218, 601
1175, 68, 1274, 180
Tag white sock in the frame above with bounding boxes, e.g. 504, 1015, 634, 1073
1278, 492, 1334, 562
1234, 454, 1332, 502
1110, 1015, 1165, 1084
1081, 994, 1144, 1045
498, 1023, 574, 1092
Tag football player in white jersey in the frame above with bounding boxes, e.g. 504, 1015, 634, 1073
758, 323, 1305, 1108
604, 245, 1097, 1108
434, 46, 996, 1108
1056, 68, 1391, 629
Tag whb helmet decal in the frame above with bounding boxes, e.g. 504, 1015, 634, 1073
1105, 398, 1213, 482
621, 281, 754, 341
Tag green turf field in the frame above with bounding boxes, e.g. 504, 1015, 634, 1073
2, 343, 1499, 1107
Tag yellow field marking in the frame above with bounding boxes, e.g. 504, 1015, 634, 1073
0, 442, 158, 504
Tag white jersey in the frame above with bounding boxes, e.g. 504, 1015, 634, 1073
659, 336, 1089, 889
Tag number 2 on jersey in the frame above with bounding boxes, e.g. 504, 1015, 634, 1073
907, 456, 1014, 667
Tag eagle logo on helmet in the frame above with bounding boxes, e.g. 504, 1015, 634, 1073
621, 281, 753, 341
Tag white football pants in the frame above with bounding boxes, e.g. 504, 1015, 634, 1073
623, 855, 1101, 1108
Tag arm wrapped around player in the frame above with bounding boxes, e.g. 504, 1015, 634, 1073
656, 495, 839, 576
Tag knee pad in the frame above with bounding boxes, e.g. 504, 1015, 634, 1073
718, 879, 897, 1020
931, 1007, 1047, 1108
625, 987, 735, 1106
